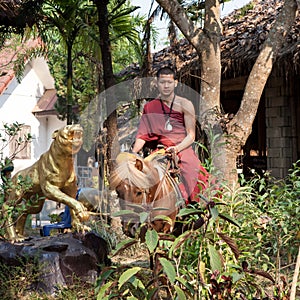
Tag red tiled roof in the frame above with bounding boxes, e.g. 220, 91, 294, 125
32, 89, 58, 116
0, 71, 14, 94
0, 38, 58, 116
0, 38, 42, 95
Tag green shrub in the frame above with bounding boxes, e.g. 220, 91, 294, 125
95, 161, 300, 299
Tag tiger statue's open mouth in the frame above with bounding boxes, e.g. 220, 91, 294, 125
53, 124, 84, 155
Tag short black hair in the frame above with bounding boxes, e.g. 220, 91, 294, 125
156, 66, 177, 79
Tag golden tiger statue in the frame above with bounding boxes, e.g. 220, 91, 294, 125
2, 124, 90, 242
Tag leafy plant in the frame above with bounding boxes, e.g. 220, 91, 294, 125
94, 154, 300, 299
95, 180, 277, 299
0, 122, 32, 162
0, 122, 33, 239
0, 255, 43, 299
236, 162, 300, 297
48, 213, 62, 224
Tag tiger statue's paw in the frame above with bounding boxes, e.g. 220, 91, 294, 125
77, 211, 90, 222
7, 234, 26, 243
72, 221, 91, 234
72, 201, 89, 221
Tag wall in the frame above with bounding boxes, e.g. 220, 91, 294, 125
0, 61, 65, 174
33, 115, 66, 160
265, 71, 296, 178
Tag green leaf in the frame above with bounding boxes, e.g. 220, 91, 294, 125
98, 267, 116, 282
126, 203, 148, 212
219, 213, 241, 228
169, 230, 193, 258
145, 229, 159, 253
112, 210, 138, 217
208, 244, 222, 272
152, 207, 170, 211
175, 276, 194, 294
118, 267, 141, 289
132, 277, 145, 291
231, 272, 245, 283
112, 238, 138, 256
177, 207, 202, 218
139, 211, 148, 223
96, 281, 113, 300
159, 257, 176, 284
174, 285, 186, 300
152, 214, 173, 224
209, 206, 219, 220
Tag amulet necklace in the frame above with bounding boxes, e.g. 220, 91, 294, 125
160, 94, 176, 131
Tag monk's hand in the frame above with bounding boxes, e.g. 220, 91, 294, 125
166, 146, 178, 154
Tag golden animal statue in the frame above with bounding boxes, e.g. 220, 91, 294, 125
2, 124, 90, 242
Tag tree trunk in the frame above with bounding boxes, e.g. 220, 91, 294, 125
141, 16, 153, 77
199, 0, 224, 178
94, 0, 119, 172
156, 0, 298, 186
168, 20, 177, 47
66, 44, 73, 125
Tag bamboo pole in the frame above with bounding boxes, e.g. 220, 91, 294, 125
290, 245, 300, 300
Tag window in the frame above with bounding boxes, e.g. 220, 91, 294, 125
9, 125, 31, 159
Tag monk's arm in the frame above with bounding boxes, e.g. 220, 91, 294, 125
132, 138, 146, 153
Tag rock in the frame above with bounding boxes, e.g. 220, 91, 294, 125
0, 232, 110, 296
78, 231, 112, 267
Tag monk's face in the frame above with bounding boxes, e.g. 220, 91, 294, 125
157, 74, 177, 98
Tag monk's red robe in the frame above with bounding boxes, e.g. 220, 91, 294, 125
136, 98, 208, 202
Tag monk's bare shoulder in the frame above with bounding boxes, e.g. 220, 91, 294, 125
176, 96, 195, 114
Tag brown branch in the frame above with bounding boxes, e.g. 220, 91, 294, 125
156, 0, 204, 50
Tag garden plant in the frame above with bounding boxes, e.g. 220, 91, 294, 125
96, 158, 300, 299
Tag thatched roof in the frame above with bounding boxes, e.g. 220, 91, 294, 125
221, 0, 300, 77
118, 0, 300, 79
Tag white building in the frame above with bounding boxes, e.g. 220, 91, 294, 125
0, 39, 66, 224
0, 39, 66, 174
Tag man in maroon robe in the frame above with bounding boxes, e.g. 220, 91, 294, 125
132, 67, 208, 203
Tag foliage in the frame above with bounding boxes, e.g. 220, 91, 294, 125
95, 159, 300, 299
48, 213, 62, 224
0, 122, 32, 162
0, 258, 95, 300
1, 128, 298, 298
13, 44, 47, 83
0, 34, 47, 82
237, 163, 300, 292
235, 2, 255, 19
95, 194, 264, 298
0, 123, 34, 239
0, 0, 43, 38
111, 13, 145, 74
0, 256, 43, 300
1, 0, 144, 127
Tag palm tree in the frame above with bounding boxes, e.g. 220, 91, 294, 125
92, 0, 141, 173
37, 0, 94, 124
